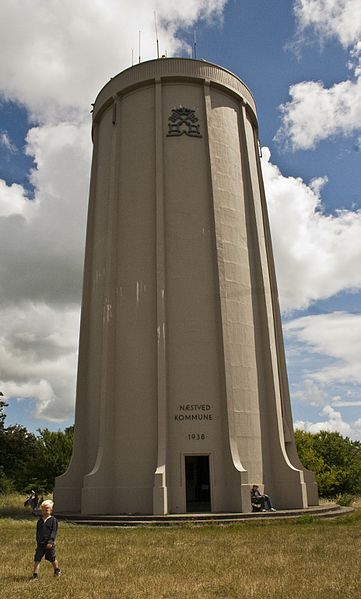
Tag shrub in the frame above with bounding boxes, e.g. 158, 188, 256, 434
295, 430, 361, 498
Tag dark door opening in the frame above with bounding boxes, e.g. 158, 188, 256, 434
185, 455, 211, 512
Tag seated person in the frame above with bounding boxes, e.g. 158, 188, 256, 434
251, 484, 276, 512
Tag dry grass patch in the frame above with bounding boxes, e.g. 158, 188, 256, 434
0, 510, 360, 598
0, 493, 33, 516
0, 493, 52, 517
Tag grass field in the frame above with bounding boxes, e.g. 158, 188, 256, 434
1, 496, 360, 598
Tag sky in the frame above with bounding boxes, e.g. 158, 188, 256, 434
0, 0, 360, 440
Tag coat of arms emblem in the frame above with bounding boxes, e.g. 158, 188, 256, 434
167, 106, 202, 137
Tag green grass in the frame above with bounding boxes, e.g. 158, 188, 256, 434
0, 505, 360, 598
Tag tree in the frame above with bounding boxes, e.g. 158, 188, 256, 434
0, 398, 6, 427
0, 401, 74, 493
0, 400, 37, 492
295, 429, 361, 497
25, 427, 74, 492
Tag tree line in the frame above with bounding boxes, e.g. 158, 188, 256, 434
0, 400, 73, 493
0, 399, 361, 498
294, 429, 361, 500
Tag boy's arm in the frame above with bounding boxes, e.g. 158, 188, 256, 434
47, 517, 58, 545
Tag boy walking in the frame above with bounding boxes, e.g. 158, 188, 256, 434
31, 499, 61, 580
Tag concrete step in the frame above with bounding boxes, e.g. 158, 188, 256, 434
56, 504, 354, 527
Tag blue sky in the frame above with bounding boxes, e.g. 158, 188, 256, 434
0, 0, 361, 439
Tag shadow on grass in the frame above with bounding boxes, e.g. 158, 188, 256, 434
3, 575, 33, 583
0, 514, 35, 521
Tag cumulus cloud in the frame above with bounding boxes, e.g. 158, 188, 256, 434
276, 0, 361, 150
0, 303, 79, 421
293, 379, 327, 406
0, 122, 90, 306
355, 419, 361, 437
275, 77, 361, 150
285, 312, 361, 384
294, 405, 355, 438
0, 130, 17, 153
262, 148, 361, 311
332, 398, 361, 408
294, 0, 361, 48
0, 0, 226, 122
0, 179, 29, 217
0, 119, 102, 422
286, 311, 361, 440
0, 104, 92, 427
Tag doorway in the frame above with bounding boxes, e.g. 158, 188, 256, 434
185, 455, 211, 512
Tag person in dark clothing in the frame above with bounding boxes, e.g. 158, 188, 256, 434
251, 484, 276, 512
31, 500, 61, 580
31, 492, 39, 510
24, 491, 38, 509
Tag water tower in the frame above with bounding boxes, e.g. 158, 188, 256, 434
55, 58, 317, 515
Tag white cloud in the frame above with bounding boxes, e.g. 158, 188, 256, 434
0, 130, 17, 153
348, 41, 361, 77
354, 418, 361, 436
286, 311, 361, 440
0, 121, 91, 423
294, 405, 356, 438
275, 76, 361, 150
294, 0, 361, 48
331, 399, 361, 408
293, 379, 327, 406
0, 303, 79, 421
0, 179, 30, 217
0, 122, 90, 306
285, 312, 361, 384
0, 0, 226, 122
276, 0, 361, 150
262, 148, 361, 311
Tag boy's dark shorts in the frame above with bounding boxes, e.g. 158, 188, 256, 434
34, 543, 56, 563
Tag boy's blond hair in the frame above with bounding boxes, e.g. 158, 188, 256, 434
41, 499, 54, 509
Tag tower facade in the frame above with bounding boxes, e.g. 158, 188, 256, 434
55, 58, 317, 515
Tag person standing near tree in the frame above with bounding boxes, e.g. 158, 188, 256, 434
31, 500, 61, 581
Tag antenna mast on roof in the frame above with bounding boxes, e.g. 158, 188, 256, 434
138, 30, 141, 63
154, 12, 160, 59
193, 31, 197, 59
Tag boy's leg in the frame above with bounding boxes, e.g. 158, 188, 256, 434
46, 545, 61, 576
31, 561, 40, 580
32, 545, 44, 579
52, 559, 61, 576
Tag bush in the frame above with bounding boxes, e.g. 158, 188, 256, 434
336, 493, 356, 507
0, 469, 14, 494
295, 430, 361, 498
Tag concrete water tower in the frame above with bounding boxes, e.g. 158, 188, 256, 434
55, 58, 318, 515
